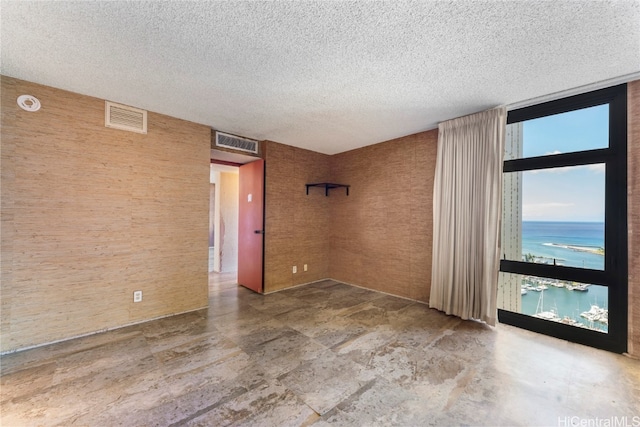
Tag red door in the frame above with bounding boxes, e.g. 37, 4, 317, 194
238, 159, 265, 293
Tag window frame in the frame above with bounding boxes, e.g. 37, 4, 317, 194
498, 84, 628, 353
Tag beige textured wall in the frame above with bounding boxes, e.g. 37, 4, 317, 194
628, 80, 640, 357
1, 76, 210, 353
219, 172, 239, 273
329, 130, 438, 302
263, 141, 330, 292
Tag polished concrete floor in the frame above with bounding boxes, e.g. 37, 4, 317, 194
2, 274, 640, 426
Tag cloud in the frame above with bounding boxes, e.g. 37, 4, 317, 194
526, 163, 605, 175
586, 163, 606, 173
529, 166, 569, 175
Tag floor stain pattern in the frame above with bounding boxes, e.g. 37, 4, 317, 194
2, 274, 639, 426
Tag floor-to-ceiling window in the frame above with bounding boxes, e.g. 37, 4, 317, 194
497, 85, 628, 353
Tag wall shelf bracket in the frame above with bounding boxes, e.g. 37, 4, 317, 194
306, 182, 350, 196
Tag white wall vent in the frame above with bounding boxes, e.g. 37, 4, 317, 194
105, 101, 147, 134
215, 131, 258, 154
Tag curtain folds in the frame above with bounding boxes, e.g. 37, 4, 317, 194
429, 107, 506, 326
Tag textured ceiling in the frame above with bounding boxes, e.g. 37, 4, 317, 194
2, 1, 639, 154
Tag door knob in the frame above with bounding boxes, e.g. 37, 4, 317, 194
254, 230, 265, 234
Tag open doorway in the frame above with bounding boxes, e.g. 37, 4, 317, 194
209, 149, 261, 293
209, 163, 239, 272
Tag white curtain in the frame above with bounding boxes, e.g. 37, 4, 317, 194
429, 107, 506, 326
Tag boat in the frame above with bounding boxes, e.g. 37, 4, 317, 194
521, 289, 528, 295
580, 304, 608, 324
534, 310, 561, 321
528, 290, 603, 330
532, 290, 561, 321
560, 316, 587, 328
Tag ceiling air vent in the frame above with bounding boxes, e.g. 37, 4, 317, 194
105, 101, 147, 134
215, 131, 258, 154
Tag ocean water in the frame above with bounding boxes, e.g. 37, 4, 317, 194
519, 221, 608, 332
522, 221, 604, 270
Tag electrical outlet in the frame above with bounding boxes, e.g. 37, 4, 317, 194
133, 290, 142, 303
292, 266, 297, 274
304, 264, 308, 272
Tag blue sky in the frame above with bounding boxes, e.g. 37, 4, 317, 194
519, 104, 608, 222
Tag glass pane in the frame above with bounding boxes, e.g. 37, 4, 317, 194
498, 273, 608, 333
504, 104, 609, 161
502, 165, 605, 270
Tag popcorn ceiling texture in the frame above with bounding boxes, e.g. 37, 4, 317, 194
2, 1, 639, 154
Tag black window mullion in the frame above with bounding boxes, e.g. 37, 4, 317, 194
500, 260, 608, 285
503, 148, 611, 173
603, 84, 627, 350
507, 85, 623, 124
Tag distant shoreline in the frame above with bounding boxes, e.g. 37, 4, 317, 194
543, 243, 604, 256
